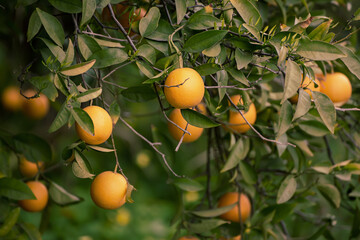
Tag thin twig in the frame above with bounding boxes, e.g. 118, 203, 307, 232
161, 0, 173, 26
102, 80, 127, 89
81, 31, 128, 42
252, 63, 280, 74
174, 123, 188, 152
118, 116, 182, 177
102, 61, 134, 81
107, 4, 137, 52
205, 86, 255, 91
335, 107, 360, 112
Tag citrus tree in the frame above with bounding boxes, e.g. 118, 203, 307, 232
1, 0, 360, 239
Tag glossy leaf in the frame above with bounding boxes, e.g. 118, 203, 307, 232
281, 60, 302, 104
138, 44, 156, 65
109, 101, 120, 125
49, 180, 83, 206
0, 178, 35, 200
77, 34, 102, 60
317, 183, 341, 208
76, 87, 102, 103
292, 89, 311, 121
191, 203, 237, 218
48, 102, 70, 133
60, 59, 96, 76
239, 161, 257, 184
230, 0, 262, 29
181, 109, 220, 128
226, 67, 250, 86
27, 10, 41, 42
183, 30, 228, 53
36, 8, 65, 46
338, 45, 360, 80
186, 13, 222, 30
277, 100, 293, 137
71, 107, 94, 136
277, 175, 297, 204
80, 0, 96, 27
195, 63, 221, 76
235, 49, 252, 70
89, 48, 128, 68
139, 7, 160, 37
63, 39, 74, 66
295, 39, 346, 61
39, 37, 65, 62
48, 0, 82, 13
173, 178, 204, 192
312, 91, 336, 134
72, 151, 94, 179
29, 73, 58, 102
175, 0, 186, 24
221, 138, 250, 172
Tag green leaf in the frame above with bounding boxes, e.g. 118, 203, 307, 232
138, 44, 156, 64
277, 175, 297, 204
221, 138, 250, 172
188, 219, 229, 234
217, 70, 228, 102
71, 107, 94, 136
146, 19, 180, 42
60, 60, 96, 76
93, 38, 123, 48
191, 203, 237, 218
239, 161, 257, 184
27, 10, 41, 42
295, 39, 346, 61
19, 222, 42, 240
299, 120, 330, 137
77, 34, 102, 60
29, 73, 58, 101
36, 8, 65, 46
312, 91, 336, 134
72, 151, 94, 179
39, 37, 65, 63
230, 0, 263, 29
49, 102, 70, 133
173, 178, 204, 192
63, 39, 74, 66
13, 133, 52, 163
277, 100, 293, 137
186, 13, 222, 30
0, 178, 35, 200
202, 43, 221, 57
88, 48, 128, 68
183, 30, 228, 53
354, 8, 360, 21
49, 180, 83, 206
292, 89, 311, 121
243, 23, 261, 40
48, 0, 82, 13
317, 183, 341, 208
136, 60, 155, 78
281, 60, 302, 104
139, 7, 160, 37
121, 86, 156, 102
0, 207, 20, 237
195, 63, 221, 76
88, 145, 115, 152
175, 0, 186, 24
226, 67, 250, 86
338, 45, 360, 80
76, 87, 102, 103
109, 101, 120, 125
308, 20, 331, 40
181, 109, 220, 128
235, 49, 252, 70
80, 0, 96, 27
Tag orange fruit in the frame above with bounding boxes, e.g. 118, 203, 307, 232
102, 4, 146, 29
22, 89, 49, 119
75, 106, 113, 145
1, 86, 23, 112
318, 72, 352, 106
226, 95, 256, 134
164, 68, 204, 109
204, 5, 213, 14
19, 156, 44, 178
168, 108, 203, 143
18, 181, 48, 212
218, 192, 251, 223
289, 76, 321, 103
195, 102, 207, 115
90, 171, 127, 210
178, 237, 199, 240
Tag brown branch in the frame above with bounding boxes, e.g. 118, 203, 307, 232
335, 107, 360, 112
174, 122, 188, 152
205, 86, 255, 91
81, 31, 128, 42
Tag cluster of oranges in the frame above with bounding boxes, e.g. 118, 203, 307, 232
1, 86, 49, 119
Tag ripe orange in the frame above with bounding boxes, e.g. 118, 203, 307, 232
19, 156, 44, 178
318, 72, 352, 106
168, 108, 203, 143
1, 86, 23, 112
218, 192, 251, 223
164, 68, 204, 109
178, 237, 199, 240
22, 89, 49, 119
102, 4, 146, 29
290, 76, 321, 103
18, 181, 48, 212
90, 171, 127, 210
226, 95, 256, 134
75, 106, 113, 145
204, 5, 213, 14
